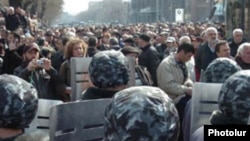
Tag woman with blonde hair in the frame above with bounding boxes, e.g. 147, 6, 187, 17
59, 37, 88, 88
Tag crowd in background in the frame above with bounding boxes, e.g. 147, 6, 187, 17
0, 5, 250, 141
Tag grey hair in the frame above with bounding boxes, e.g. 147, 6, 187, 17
8, 7, 14, 12
205, 27, 218, 36
233, 28, 243, 36
179, 36, 191, 45
236, 42, 250, 56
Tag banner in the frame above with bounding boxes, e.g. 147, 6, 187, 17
175, 8, 184, 22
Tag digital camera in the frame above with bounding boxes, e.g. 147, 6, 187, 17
36, 59, 44, 66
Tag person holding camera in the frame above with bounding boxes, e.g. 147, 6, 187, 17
13, 42, 67, 101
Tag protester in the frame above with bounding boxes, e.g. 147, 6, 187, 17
14, 42, 67, 101
235, 42, 250, 69
138, 34, 160, 86
121, 46, 153, 86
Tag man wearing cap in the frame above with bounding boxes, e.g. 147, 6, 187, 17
123, 38, 136, 47
164, 36, 177, 57
13, 42, 66, 100
121, 46, 153, 86
138, 34, 160, 86
155, 32, 169, 60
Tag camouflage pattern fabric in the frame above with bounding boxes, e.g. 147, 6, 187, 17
0, 74, 38, 128
89, 50, 129, 88
204, 57, 241, 83
218, 70, 250, 124
104, 86, 179, 141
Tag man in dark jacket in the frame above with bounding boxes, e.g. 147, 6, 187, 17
1, 32, 23, 74
227, 28, 246, 57
195, 27, 218, 81
121, 46, 153, 86
155, 32, 169, 60
138, 34, 160, 86
51, 36, 69, 72
14, 42, 66, 101
235, 42, 250, 70
86, 36, 100, 57
5, 7, 21, 32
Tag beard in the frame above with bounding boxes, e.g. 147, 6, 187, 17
208, 38, 218, 46
208, 38, 217, 43
23, 54, 38, 63
23, 56, 33, 63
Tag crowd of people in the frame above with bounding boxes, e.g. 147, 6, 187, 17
0, 5, 250, 141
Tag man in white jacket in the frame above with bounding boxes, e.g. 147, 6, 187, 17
157, 43, 195, 100
157, 43, 195, 141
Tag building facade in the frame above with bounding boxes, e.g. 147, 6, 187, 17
130, 0, 185, 23
130, 0, 216, 23
185, 0, 211, 22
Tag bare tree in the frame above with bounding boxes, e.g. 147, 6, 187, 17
8, 0, 63, 25
42, 0, 63, 24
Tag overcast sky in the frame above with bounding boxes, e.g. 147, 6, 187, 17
63, 0, 101, 15
63, 0, 130, 15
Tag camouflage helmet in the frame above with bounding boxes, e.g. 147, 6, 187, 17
89, 50, 129, 88
204, 57, 241, 83
0, 74, 38, 128
104, 86, 179, 141
218, 70, 250, 124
